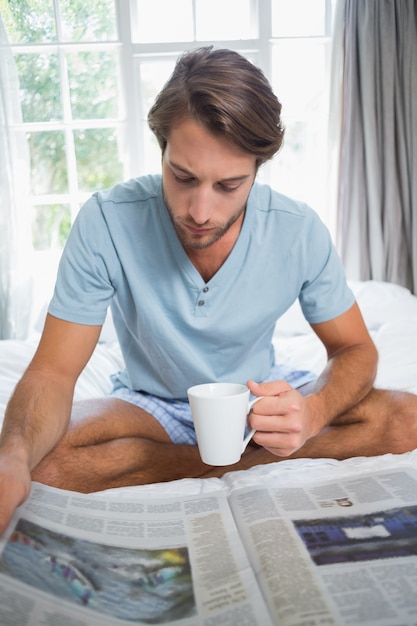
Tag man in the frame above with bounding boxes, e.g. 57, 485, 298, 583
1, 47, 416, 535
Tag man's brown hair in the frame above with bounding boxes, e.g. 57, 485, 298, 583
148, 46, 285, 168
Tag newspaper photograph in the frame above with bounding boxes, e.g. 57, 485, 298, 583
0, 484, 273, 626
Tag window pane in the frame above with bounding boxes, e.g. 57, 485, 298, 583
14, 53, 62, 122
133, 0, 193, 43
67, 50, 120, 120
138, 60, 176, 171
1, 0, 56, 44
271, 40, 326, 119
196, 0, 255, 40
32, 204, 71, 250
74, 128, 123, 192
139, 60, 176, 116
270, 40, 329, 212
272, 0, 326, 37
29, 131, 68, 195
60, 0, 118, 42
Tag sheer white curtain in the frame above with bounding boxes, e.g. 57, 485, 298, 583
334, 0, 417, 294
0, 14, 33, 339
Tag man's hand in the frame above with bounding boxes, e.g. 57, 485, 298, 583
246, 303, 379, 460
0, 315, 103, 536
0, 452, 32, 536
247, 379, 324, 457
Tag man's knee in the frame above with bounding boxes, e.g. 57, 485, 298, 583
31, 435, 152, 491
355, 388, 417, 453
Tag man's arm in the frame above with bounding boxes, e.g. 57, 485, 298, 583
0, 314, 102, 533
248, 302, 378, 456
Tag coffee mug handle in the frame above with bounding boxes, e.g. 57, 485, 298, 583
242, 396, 265, 452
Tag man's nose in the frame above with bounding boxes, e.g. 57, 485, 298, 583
188, 187, 213, 224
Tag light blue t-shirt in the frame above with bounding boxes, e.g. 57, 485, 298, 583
49, 175, 354, 399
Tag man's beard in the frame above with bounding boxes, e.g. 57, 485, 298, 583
164, 199, 246, 250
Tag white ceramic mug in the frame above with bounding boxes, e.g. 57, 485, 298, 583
187, 382, 263, 466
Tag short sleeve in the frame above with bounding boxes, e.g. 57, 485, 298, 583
48, 195, 117, 325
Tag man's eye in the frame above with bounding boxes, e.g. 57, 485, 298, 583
219, 183, 240, 193
174, 174, 194, 184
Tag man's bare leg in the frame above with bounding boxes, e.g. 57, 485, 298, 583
32, 388, 417, 492
31, 398, 213, 491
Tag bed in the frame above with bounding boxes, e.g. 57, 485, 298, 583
1, 279, 417, 626
1, 279, 417, 481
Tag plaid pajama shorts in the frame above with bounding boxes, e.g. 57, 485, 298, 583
110, 363, 316, 445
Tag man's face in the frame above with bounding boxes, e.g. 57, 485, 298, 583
162, 118, 257, 251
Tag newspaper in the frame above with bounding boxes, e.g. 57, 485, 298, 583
227, 465, 417, 626
1, 461, 417, 626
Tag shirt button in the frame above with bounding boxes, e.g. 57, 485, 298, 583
197, 300, 205, 306
203, 287, 209, 293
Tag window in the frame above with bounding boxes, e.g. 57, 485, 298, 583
127, 0, 336, 211
1, 0, 123, 252
1, 0, 335, 314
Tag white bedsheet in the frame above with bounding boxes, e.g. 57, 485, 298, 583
273, 280, 417, 394
1, 279, 416, 496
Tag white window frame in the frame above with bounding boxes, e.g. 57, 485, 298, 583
3, 0, 335, 324
6, 0, 335, 239
117, 0, 335, 207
